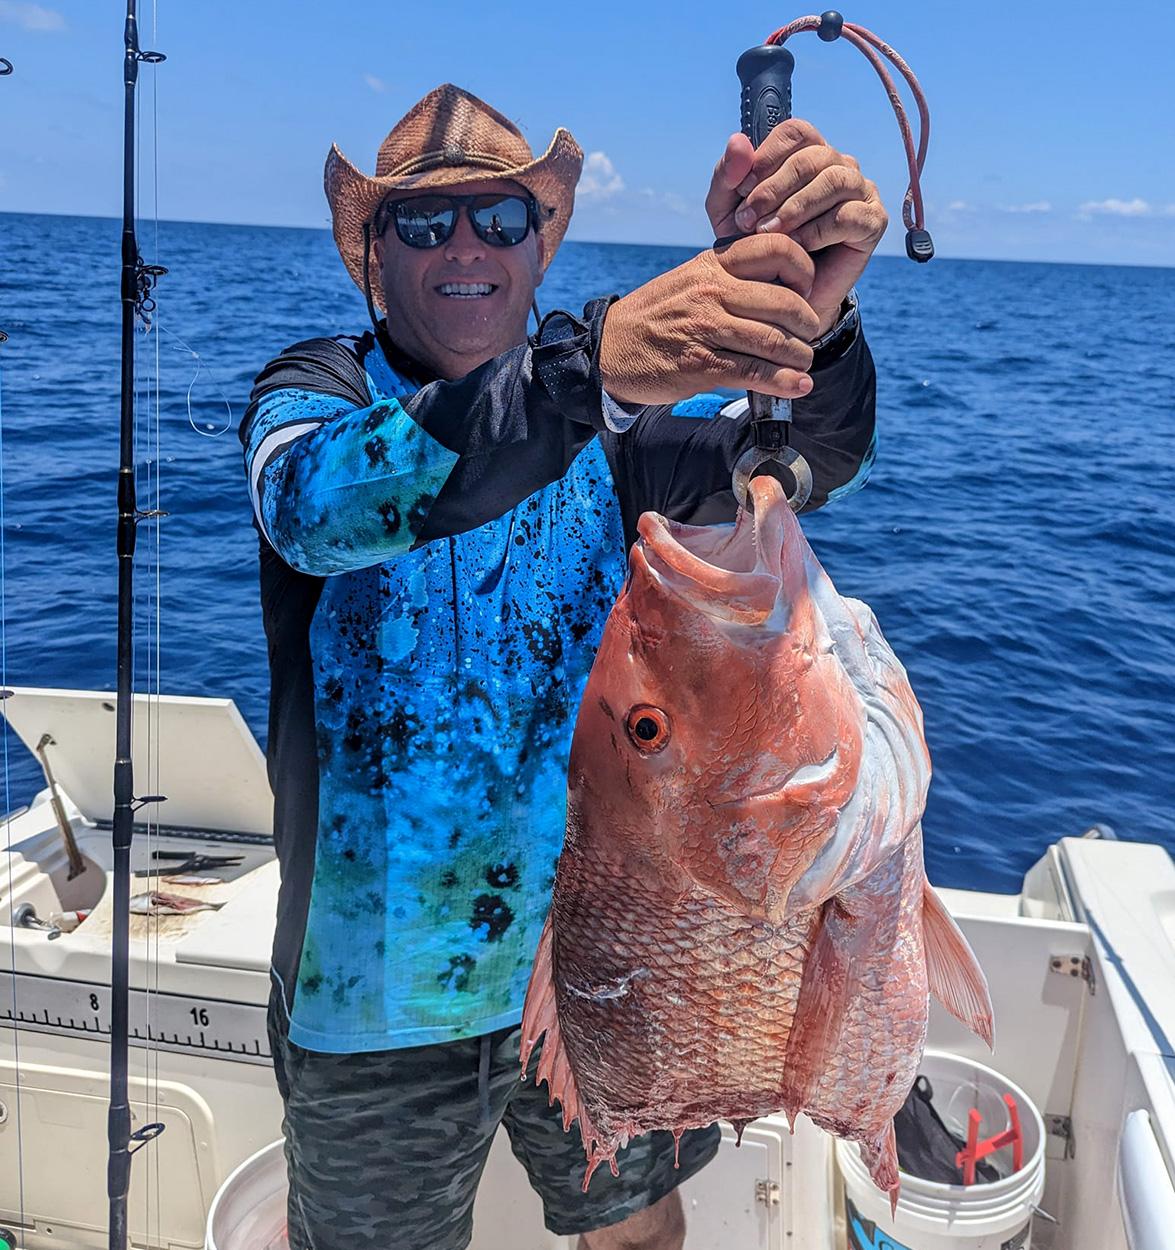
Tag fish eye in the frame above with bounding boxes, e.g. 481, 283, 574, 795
625, 705, 670, 753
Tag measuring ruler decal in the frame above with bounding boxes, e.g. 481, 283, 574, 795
0, 971, 270, 1065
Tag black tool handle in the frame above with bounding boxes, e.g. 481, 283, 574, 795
736, 44, 794, 149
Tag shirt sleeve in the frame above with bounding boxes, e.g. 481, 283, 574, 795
603, 316, 877, 548
239, 299, 621, 576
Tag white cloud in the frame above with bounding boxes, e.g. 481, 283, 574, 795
1000, 201, 1052, 214
1078, 197, 1152, 217
946, 200, 971, 212
364, 74, 387, 94
638, 186, 689, 216
0, 1, 66, 31
578, 151, 624, 199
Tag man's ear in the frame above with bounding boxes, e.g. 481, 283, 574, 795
372, 233, 386, 278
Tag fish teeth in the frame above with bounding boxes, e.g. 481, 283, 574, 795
438, 282, 494, 297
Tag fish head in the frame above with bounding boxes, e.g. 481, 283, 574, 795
567, 476, 866, 922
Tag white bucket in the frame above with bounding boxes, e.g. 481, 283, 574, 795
205, 1138, 290, 1250
836, 1051, 1045, 1250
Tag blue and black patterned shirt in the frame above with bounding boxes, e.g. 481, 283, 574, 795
241, 297, 875, 1053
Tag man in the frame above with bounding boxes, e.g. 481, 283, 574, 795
241, 84, 885, 1250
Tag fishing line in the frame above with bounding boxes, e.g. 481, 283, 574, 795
133, 2, 165, 1240
131, 43, 148, 1246
151, 324, 235, 438
148, 4, 164, 1239
0, 198, 29, 1243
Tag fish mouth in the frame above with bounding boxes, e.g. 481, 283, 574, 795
636, 476, 796, 623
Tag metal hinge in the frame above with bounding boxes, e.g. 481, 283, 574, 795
755, 1179, 781, 1206
1049, 954, 1095, 995
1044, 1113, 1075, 1158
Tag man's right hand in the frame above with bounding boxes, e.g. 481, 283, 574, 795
598, 234, 821, 407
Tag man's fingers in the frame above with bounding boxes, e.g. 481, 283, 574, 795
719, 282, 822, 344
715, 233, 816, 300
788, 196, 888, 256
748, 118, 827, 179
709, 314, 815, 372
706, 133, 756, 234
681, 342, 814, 399
738, 149, 859, 233
776, 168, 884, 237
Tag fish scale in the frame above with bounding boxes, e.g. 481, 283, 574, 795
551, 851, 817, 1136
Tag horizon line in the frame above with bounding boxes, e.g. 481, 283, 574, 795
3, 209, 1173, 271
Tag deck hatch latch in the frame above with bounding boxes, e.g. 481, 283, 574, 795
1048, 953, 1095, 994
755, 1179, 781, 1206
1044, 1113, 1075, 1158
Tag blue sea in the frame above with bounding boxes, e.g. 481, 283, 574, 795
1, 211, 1172, 893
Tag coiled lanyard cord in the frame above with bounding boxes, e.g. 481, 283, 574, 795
767, 13, 932, 252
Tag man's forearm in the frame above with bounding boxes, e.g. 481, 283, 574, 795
242, 301, 623, 575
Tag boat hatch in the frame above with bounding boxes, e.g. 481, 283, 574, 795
2, 687, 273, 837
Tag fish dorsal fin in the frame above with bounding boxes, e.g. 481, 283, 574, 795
922, 879, 995, 1050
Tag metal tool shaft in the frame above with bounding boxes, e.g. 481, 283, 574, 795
731, 42, 812, 512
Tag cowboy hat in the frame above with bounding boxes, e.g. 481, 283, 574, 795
325, 84, 583, 313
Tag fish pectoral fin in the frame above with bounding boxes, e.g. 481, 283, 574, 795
520, 915, 558, 1079
780, 899, 852, 1113
922, 878, 995, 1050
520, 915, 604, 1165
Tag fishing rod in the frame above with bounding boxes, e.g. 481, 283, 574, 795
109, 4, 167, 1248
1, 57, 12, 349
728, 10, 932, 513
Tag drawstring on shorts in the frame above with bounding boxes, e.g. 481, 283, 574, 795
478, 1031, 492, 1129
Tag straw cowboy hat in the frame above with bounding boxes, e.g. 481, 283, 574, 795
325, 84, 584, 313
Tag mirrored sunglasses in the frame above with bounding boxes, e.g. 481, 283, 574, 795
379, 193, 539, 250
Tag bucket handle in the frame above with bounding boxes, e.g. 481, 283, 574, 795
956, 1095, 1024, 1185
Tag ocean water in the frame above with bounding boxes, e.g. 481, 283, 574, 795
1, 211, 1172, 893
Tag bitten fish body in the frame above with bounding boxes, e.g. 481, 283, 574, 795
521, 476, 993, 1206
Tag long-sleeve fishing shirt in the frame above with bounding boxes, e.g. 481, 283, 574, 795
240, 295, 876, 1053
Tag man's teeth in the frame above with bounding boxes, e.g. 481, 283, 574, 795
438, 282, 495, 297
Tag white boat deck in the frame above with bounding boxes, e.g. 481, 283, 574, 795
1, 688, 1172, 1250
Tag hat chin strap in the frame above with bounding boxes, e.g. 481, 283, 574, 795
361, 221, 403, 365
361, 222, 382, 335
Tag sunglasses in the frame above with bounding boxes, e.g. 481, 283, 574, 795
378, 193, 540, 250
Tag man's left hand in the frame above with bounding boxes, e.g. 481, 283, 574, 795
705, 120, 888, 337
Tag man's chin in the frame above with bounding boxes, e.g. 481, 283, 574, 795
426, 318, 527, 364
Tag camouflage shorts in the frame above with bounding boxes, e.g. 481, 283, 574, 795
267, 985, 720, 1250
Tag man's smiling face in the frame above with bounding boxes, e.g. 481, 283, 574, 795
373, 178, 545, 381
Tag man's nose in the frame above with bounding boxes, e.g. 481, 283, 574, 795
442, 210, 487, 263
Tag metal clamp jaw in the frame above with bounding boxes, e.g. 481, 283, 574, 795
732, 395, 813, 513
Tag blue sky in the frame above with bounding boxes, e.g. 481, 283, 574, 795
1, 0, 1173, 265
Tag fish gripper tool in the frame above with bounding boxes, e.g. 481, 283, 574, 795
729, 11, 935, 513
732, 393, 812, 514
728, 39, 813, 515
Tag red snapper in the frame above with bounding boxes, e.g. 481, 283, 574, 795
521, 475, 993, 1207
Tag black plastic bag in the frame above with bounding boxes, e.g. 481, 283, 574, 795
893, 1076, 1001, 1184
